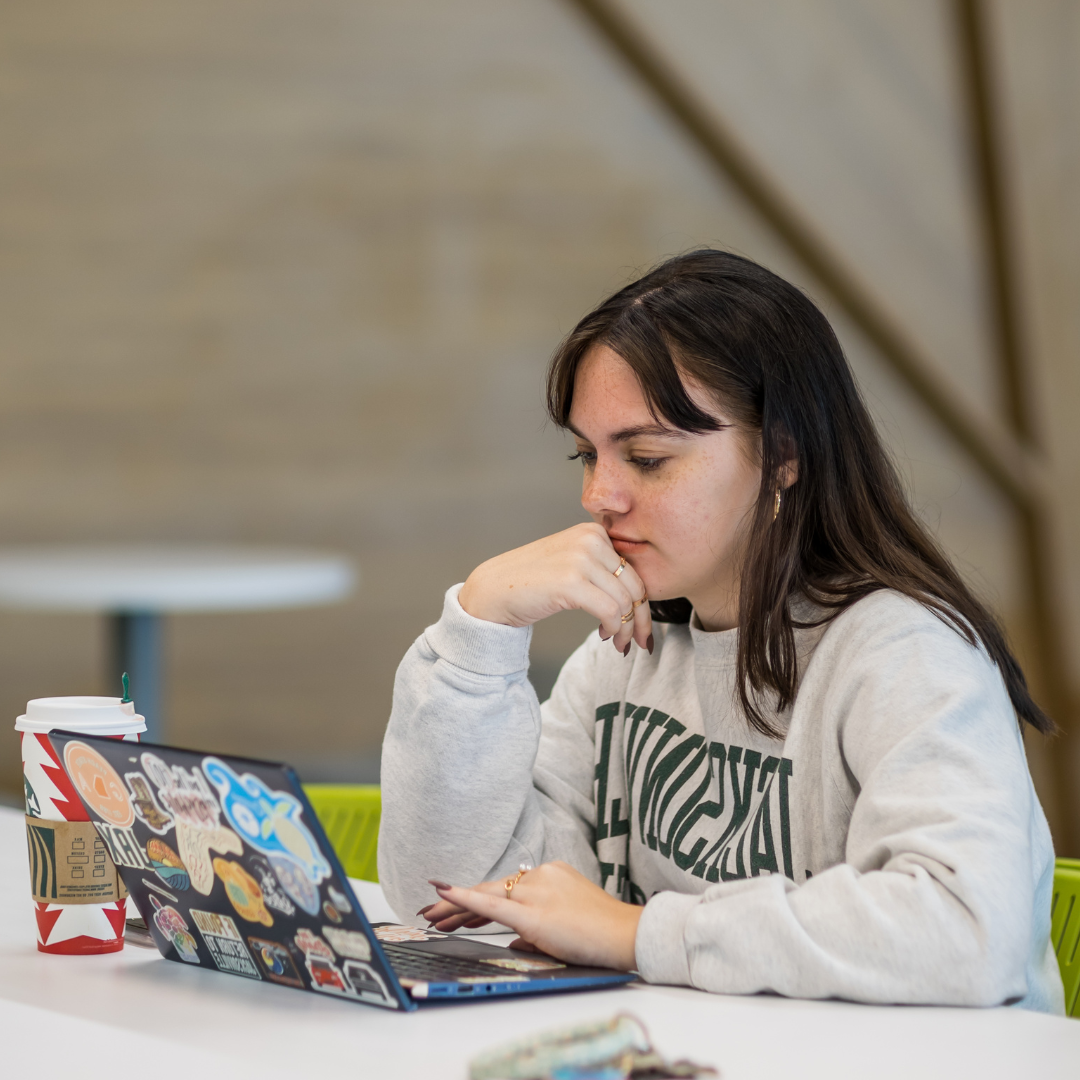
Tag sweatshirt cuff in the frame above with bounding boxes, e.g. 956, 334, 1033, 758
423, 584, 533, 677
634, 890, 699, 987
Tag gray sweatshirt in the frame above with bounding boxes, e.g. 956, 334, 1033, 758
379, 584, 1064, 1012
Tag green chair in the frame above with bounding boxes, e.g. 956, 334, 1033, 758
300, 791, 1080, 1013
303, 784, 381, 882
1053, 857, 1080, 1017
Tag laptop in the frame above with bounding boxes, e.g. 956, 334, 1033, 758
48, 731, 636, 1011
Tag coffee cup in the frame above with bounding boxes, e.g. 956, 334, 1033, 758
17, 696, 145, 954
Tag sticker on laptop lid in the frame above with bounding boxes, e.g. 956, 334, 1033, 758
322, 926, 371, 961
190, 909, 261, 979
125, 772, 173, 833
146, 839, 190, 892
91, 819, 154, 871
63, 742, 133, 827
326, 885, 352, 914
201, 758, 330, 886
148, 895, 199, 963
141, 753, 220, 829
294, 927, 335, 960
341, 959, 396, 1006
214, 858, 273, 926
246, 854, 296, 917
269, 854, 320, 915
176, 821, 243, 896
247, 937, 304, 987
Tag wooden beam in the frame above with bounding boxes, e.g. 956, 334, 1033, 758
562, 0, 1046, 512
954, 0, 1076, 851
563, 0, 1075, 849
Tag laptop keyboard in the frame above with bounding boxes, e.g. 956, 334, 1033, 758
380, 942, 519, 982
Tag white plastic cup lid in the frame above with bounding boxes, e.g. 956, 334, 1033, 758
15, 696, 146, 736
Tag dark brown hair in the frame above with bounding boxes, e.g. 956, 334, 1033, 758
547, 249, 1052, 737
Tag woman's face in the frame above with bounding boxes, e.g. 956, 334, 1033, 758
567, 344, 762, 631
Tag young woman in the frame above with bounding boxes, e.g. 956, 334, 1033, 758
378, 250, 1064, 1012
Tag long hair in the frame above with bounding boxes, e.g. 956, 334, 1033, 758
546, 250, 1052, 737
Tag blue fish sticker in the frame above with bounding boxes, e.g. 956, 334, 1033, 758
201, 758, 330, 886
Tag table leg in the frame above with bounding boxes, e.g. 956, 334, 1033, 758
109, 612, 163, 743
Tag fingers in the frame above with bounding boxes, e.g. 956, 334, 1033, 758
422, 898, 469, 923
432, 883, 532, 936
585, 558, 653, 655
429, 910, 492, 933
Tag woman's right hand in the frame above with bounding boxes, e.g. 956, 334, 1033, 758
457, 523, 653, 654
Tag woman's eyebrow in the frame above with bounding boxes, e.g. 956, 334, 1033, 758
566, 421, 690, 443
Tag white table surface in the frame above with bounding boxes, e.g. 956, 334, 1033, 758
0, 546, 355, 612
1, 808, 1077, 1079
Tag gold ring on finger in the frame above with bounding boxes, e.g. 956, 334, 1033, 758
504, 863, 531, 900
620, 609, 634, 624
613, 557, 627, 579
632, 594, 648, 609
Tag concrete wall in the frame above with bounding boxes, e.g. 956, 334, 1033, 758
0, 2, 1076, 834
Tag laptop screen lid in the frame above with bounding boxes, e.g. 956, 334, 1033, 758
47, 730, 414, 1011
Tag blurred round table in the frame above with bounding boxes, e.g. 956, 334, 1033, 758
0, 546, 356, 741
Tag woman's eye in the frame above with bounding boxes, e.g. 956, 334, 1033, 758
631, 457, 665, 472
568, 450, 597, 467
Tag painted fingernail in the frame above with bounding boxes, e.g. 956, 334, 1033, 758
428, 879, 452, 890
623, 641, 631, 656
416, 904, 433, 917
647, 634, 654, 655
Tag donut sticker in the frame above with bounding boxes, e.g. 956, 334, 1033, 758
63, 742, 134, 828
213, 858, 273, 926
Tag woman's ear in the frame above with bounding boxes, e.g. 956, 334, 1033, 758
780, 457, 799, 489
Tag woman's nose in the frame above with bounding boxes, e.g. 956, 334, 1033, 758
582, 457, 631, 517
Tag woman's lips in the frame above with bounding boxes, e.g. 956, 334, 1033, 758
609, 535, 647, 554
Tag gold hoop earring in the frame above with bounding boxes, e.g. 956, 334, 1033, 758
773, 485, 782, 522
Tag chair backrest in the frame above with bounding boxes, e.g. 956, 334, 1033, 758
303, 783, 381, 882
1053, 857, 1080, 1017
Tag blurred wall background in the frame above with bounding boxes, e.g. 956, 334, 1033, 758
0, 1, 1077, 844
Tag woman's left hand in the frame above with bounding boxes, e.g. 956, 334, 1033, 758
419, 861, 642, 971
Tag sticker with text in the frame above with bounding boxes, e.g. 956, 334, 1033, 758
141, 753, 220, 829
190, 909, 261, 979
63, 742, 133, 827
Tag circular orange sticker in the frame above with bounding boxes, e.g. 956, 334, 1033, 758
63, 741, 134, 827
213, 858, 273, 926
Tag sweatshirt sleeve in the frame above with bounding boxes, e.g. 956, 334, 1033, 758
634, 595, 1052, 1007
377, 584, 602, 923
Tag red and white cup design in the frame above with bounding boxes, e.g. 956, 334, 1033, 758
17, 697, 145, 955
